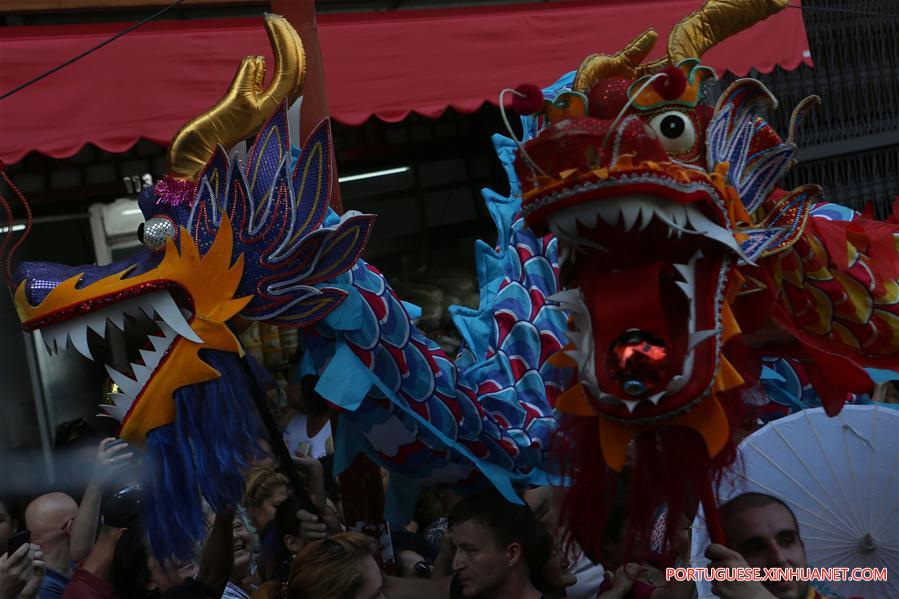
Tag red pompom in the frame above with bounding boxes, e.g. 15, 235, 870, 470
652, 65, 688, 100
511, 84, 544, 115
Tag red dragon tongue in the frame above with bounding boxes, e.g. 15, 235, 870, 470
580, 262, 677, 398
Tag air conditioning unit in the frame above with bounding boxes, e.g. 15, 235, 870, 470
88, 197, 145, 265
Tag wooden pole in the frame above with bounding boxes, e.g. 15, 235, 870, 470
271, 0, 342, 212
268, 3, 391, 567
239, 354, 317, 513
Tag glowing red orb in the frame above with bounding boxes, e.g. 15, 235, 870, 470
606, 331, 671, 396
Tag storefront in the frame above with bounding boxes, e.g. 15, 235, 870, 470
0, 0, 812, 483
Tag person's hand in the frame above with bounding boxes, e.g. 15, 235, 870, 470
599, 563, 641, 599
293, 448, 326, 509
705, 544, 777, 599
18, 545, 44, 599
293, 448, 343, 532
0, 543, 44, 599
92, 437, 134, 483
297, 508, 328, 543
433, 528, 454, 577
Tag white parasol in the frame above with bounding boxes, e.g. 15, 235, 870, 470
690, 405, 898, 599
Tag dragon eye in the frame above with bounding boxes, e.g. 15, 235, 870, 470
141, 217, 176, 253
649, 111, 696, 154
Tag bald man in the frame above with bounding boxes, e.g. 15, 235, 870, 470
25, 493, 78, 598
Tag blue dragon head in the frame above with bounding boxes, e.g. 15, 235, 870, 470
11, 16, 370, 456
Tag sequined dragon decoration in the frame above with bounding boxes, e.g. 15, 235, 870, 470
7, 15, 567, 559
509, 0, 899, 554
5, 1, 898, 562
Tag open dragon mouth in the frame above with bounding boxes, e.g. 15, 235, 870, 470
529, 173, 739, 422
511, 105, 750, 421
35, 287, 199, 420
13, 220, 249, 444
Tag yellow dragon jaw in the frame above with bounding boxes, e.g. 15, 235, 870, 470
15, 216, 251, 446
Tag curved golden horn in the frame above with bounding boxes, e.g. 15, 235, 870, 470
167, 14, 306, 180
572, 29, 658, 92
639, 0, 789, 75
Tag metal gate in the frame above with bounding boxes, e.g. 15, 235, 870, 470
733, 0, 899, 218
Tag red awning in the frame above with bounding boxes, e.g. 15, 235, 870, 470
0, 1, 812, 166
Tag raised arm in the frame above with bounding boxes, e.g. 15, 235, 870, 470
70, 438, 133, 561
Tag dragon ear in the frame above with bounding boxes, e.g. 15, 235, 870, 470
302, 213, 376, 286
268, 286, 349, 328
245, 101, 292, 204
291, 119, 333, 240
189, 146, 233, 255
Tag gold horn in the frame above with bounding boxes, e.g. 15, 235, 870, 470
166, 14, 306, 180
639, 0, 789, 75
572, 29, 658, 92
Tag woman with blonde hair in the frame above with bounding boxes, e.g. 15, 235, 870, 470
253, 532, 385, 599
243, 467, 289, 533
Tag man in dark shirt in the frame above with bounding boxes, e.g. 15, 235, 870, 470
385, 491, 571, 599
63, 486, 142, 599
447, 492, 546, 599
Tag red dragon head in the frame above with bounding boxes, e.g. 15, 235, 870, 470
517, 0, 898, 557
521, 1, 794, 468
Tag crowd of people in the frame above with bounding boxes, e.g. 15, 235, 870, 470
0, 377, 834, 599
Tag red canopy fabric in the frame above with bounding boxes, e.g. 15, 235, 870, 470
0, 0, 812, 166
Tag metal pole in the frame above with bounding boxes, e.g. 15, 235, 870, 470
237, 354, 317, 514
23, 330, 55, 486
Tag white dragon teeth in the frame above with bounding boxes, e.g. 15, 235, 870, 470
592, 202, 614, 226
146, 291, 202, 343
673, 262, 694, 283
545, 195, 749, 261
548, 213, 579, 238
688, 329, 719, 350
119, 295, 148, 318
670, 205, 688, 227
684, 208, 754, 264
84, 312, 109, 338
648, 391, 666, 405
98, 392, 134, 421
622, 398, 641, 413
139, 348, 162, 370
40, 325, 68, 355
147, 320, 178, 353
107, 311, 126, 331
131, 364, 153, 387
638, 203, 655, 232
620, 203, 641, 232
37, 290, 198, 360
35, 289, 197, 422
673, 251, 702, 322
667, 374, 687, 394
675, 280, 693, 299
105, 364, 142, 399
